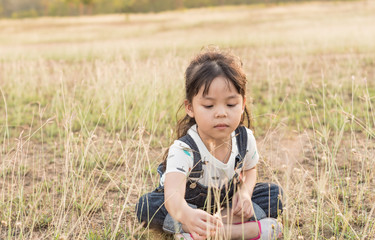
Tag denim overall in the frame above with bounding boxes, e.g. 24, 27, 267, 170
135, 126, 283, 233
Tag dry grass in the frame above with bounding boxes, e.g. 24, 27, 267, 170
0, 1, 374, 239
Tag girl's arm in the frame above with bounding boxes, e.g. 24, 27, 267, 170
231, 166, 257, 218
164, 172, 223, 239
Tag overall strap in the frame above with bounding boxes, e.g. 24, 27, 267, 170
234, 126, 248, 170
178, 134, 203, 179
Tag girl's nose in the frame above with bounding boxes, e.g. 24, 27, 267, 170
215, 107, 227, 118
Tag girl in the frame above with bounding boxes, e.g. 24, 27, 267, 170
136, 48, 283, 240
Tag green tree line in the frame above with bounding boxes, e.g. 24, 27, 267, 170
0, 0, 356, 18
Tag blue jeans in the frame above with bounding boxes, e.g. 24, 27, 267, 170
135, 182, 283, 233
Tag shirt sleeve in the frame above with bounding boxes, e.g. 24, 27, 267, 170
165, 140, 194, 176
242, 128, 259, 170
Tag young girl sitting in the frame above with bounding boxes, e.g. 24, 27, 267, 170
136, 48, 283, 240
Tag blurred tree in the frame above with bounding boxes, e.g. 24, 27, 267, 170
81, 0, 93, 14
175, 0, 183, 9
0, 0, 358, 17
115, 0, 136, 12
63, 0, 80, 15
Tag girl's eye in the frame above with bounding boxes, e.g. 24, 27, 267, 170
227, 104, 236, 107
203, 105, 213, 109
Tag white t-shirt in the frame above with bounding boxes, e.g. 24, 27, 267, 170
160, 124, 259, 188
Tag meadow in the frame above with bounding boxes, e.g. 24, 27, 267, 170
0, 1, 374, 239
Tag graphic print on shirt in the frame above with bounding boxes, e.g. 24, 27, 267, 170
201, 157, 208, 165
183, 149, 191, 157
176, 166, 186, 173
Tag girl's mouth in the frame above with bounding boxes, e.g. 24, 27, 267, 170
214, 124, 229, 129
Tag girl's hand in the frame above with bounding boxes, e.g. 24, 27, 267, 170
231, 189, 253, 220
182, 208, 223, 240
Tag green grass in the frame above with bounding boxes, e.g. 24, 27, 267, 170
1, 1, 375, 239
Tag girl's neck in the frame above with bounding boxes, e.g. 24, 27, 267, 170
197, 127, 232, 163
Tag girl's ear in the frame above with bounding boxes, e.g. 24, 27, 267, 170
184, 99, 194, 118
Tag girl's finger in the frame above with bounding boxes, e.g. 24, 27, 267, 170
193, 228, 207, 239
194, 222, 211, 236
248, 204, 253, 215
232, 195, 239, 209
206, 214, 223, 227
232, 204, 242, 215
249, 209, 254, 218
243, 202, 250, 215
204, 220, 221, 234
190, 222, 208, 236
191, 231, 206, 240
245, 210, 251, 218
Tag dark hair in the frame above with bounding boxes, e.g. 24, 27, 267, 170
177, 48, 251, 138
163, 47, 252, 168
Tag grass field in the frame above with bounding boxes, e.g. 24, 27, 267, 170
0, 1, 375, 239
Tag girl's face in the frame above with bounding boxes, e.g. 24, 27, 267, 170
185, 76, 246, 145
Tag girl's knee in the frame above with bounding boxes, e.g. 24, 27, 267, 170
254, 182, 283, 201
135, 191, 167, 228
135, 194, 148, 222
270, 183, 283, 202
253, 182, 284, 218
268, 183, 283, 205
269, 183, 284, 217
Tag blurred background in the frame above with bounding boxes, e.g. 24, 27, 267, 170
0, 0, 364, 18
